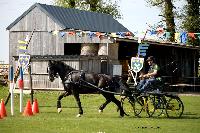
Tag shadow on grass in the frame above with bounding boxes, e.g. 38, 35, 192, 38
152, 112, 200, 120
40, 105, 78, 108
181, 112, 200, 119
130, 111, 200, 120
40, 105, 96, 109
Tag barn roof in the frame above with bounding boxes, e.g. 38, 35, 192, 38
6, 3, 129, 33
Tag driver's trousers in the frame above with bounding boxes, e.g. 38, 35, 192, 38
137, 77, 156, 92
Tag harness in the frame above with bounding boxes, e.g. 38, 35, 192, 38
64, 70, 79, 84
64, 70, 86, 86
64, 71, 129, 95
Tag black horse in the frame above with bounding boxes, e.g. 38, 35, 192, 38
47, 60, 128, 117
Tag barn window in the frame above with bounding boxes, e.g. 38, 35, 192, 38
64, 43, 81, 55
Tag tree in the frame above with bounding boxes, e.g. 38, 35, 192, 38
53, 0, 122, 19
146, 0, 176, 41
180, 0, 200, 46
183, 0, 200, 32
54, 0, 76, 8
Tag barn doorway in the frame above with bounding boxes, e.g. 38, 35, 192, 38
118, 41, 138, 74
64, 43, 81, 55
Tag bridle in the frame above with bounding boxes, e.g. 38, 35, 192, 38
47, 65, 59, 81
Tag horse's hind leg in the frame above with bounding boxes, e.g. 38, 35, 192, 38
110, 95, 126, 117
57, 91, 71, 113
101, 93, 125, 117
73, 91, 83, 117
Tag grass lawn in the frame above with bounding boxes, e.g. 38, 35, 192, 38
0, 86, 200, 133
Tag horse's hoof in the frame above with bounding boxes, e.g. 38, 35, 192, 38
99, 110, 103, 113
76, 114, 82, 117
57, 108, 62, 113
120, 112, 125, 117
120, 114, 125, 117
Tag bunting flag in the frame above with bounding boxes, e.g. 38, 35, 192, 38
18, 49, 28, 53
75, 31, 82, 37
196, 33, 200, 39
88, 32, 95, 38
48, 28, 199, 46
96, 32, 101, 38
116, 32, 125, 37
18, 46, 27, 50
25, 34, 29, 42
49, 29, 134, 40
18, 40, 27, 44
156, 26, 164, 34
68, 31, 75, 35
175, 33, 181, 43
60, 32, 66, 37
110, 33, 118, 38
52, 30, 59, 35
125, 32, 132, 36
188, 33, 195, 39
18, 35, 29, 53
165, 32, 171, 40
180, 32, 187, 44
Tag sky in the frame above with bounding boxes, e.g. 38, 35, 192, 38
0, 0, 161, 64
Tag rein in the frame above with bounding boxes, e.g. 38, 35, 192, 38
79, 79, 131, 96
64, 70, 128, 96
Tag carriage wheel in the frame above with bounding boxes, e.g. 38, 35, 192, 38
133, 95, 150, 117
121, 97, 135, 116
148, 95, 165, 117
146, 96, 156, 117
165, 97, 184, 118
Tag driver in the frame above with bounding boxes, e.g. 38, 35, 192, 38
137, 56, 160, 92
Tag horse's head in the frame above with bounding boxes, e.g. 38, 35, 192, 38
47, 60, 59, 82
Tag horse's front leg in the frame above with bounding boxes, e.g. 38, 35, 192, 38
57, 83, 72, 113
57, 91, 70, 113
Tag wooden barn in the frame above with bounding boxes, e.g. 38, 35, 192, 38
7, 3, 200, 91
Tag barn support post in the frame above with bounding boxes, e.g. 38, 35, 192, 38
28, 63, 34, 104
193, 51, 196, 91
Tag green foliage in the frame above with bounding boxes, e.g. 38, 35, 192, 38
54, 0, 76, 8
182, 0, 200, 32
53, 0, 122, 19
1, 87, 200, 133
146, 0, 176, 41
94, 0, 122, 19
146, 0, 164, 7
181, 0, 200, 46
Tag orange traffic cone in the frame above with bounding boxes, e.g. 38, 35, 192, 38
32, 99, 39, 114
0, 99, 7, 117
23, 100, 33, 116
0, 113, 2, 119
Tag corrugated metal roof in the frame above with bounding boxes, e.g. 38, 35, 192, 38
6, 3, 129, 33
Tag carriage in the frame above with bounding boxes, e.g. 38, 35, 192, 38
121, 78, 184, 118
47, 59, 184, 118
